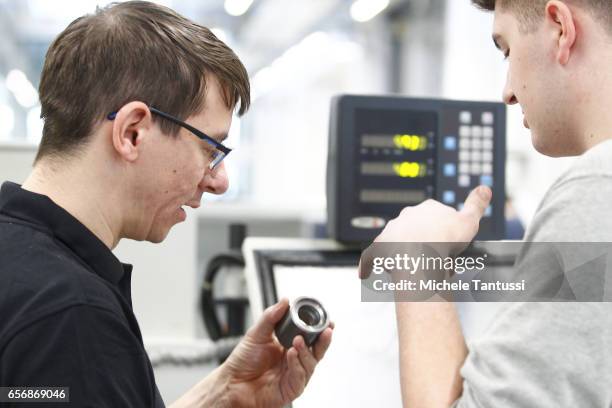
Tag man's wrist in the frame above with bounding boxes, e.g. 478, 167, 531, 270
169, 364, 233, 408
212, 363, 236, 408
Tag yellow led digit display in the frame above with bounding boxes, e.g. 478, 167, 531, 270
393, 134, 428, 151
392, 162, 427, 178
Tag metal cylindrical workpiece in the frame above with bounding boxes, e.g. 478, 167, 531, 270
275, 297, 330, 348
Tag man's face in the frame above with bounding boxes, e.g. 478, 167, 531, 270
132, 78, 232, 243
493, 7, 580, 156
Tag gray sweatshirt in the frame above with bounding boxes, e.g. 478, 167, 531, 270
454, 139, 612, 407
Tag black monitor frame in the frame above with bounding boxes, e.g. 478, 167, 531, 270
254, 249, 362, 309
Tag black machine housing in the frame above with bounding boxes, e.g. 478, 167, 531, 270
327, 94, 506, 244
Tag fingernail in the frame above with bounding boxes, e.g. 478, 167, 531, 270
478, 186, 491, 200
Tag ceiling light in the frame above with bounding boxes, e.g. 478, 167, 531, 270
6, 69, 38, 108
224, 0, 254, 16
350, 0, 390, 22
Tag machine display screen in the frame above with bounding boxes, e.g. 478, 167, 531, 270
327, 95, 506, 244
355, 108, 437, 206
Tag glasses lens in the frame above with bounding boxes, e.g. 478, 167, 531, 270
209, 150, 226, 170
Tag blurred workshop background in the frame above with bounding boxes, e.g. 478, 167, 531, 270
0, 0, 575, 404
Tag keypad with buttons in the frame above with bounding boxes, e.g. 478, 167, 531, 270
443, 110, 496, 218
444, 136, 457, 150
443, 190, 456, 204
443, 163, 456, 177
459, 111, 472, 124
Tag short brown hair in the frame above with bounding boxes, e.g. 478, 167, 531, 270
37, 0, 250, 162
471, 0, 612, 33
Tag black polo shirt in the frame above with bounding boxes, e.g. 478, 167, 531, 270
0, 182, 165, 407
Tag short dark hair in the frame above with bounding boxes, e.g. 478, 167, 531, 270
37, 0, 250, 163
471, 0, 546, 31
471, 0, 612, 33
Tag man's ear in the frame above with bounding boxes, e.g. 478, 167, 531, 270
110, 101, 152, 162
545, 0, 577, 65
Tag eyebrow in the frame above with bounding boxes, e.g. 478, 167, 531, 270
214, 133, 228, 143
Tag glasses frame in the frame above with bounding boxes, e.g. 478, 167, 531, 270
107, 106, 231, 170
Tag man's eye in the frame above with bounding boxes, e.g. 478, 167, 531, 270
503, 50, 510, 60
202, 144, 215, 159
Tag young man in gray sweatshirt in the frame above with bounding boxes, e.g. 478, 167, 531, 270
360, 1, 612, 406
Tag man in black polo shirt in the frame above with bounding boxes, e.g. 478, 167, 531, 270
0, 1, 332, 407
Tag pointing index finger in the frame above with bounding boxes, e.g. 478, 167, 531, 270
460, 186, 492, 222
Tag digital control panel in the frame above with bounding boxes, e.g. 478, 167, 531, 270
327, 95, 506, 244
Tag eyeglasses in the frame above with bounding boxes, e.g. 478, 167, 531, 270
107, 106, 231, 170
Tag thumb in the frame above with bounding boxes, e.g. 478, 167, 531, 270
460, 185, 492, 224
248, 298, 289, 342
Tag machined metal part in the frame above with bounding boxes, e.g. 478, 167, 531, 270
275, 297, 330, 348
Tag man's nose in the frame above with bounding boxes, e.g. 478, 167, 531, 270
502, 70, 518, 105
199, 162, 229, 195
